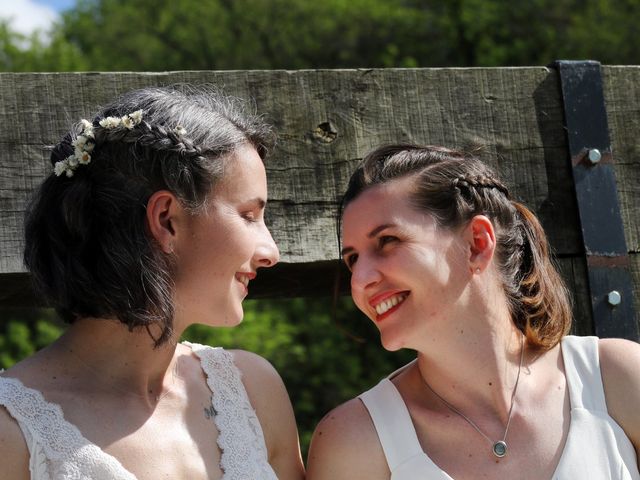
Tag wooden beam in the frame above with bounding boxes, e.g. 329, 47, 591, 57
0, 68, 638, 337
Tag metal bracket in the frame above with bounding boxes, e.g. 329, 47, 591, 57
554, 60, 639, 340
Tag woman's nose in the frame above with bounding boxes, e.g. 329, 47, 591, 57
350, 256, 382, 293
254, 223, 280, 268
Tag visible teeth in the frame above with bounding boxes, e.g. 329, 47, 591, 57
375, 294, 407, 315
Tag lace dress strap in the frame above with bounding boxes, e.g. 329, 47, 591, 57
186, 343, 278, 480
0, 375, 136, 480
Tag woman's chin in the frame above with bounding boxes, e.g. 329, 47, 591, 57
379, 332, 406, 352
224, 306, 244, 327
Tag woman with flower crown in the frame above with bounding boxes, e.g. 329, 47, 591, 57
0, 86, 305, 480
307, 144, 640, 479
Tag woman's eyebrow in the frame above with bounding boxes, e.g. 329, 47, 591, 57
340, 224, 396, 256
243, 197, 266, 208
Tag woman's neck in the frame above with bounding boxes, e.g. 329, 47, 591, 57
49, 317, 183, 405
414, 291, 526, 422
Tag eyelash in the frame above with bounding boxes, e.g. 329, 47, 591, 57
344, 254, 358, 269
378, 235, 397, 247
241, 212, 259, 223
344, 236, 397, 269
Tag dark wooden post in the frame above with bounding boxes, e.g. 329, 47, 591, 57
555, 60, 639, 341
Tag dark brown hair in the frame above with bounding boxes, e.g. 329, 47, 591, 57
24, 85, 274, 346
340, 144, 571, 350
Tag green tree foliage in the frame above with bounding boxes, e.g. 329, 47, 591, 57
0, 309, 64, 369
2, 0, 638, 72
0, 21, 87, 72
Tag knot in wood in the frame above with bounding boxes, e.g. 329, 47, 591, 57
313, 121, 338, 143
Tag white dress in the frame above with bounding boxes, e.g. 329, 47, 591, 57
359, 335, 640, 479
0, 342, 278, 480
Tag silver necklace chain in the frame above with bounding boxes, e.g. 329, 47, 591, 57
419, 335, 525, 458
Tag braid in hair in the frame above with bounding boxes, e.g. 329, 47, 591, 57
451, 175, 510, 198
341, 144, 572, 350
25, 85, 274, 346
97, 121, 202, 159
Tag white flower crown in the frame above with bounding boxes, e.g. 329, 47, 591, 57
53, 111, 189, 178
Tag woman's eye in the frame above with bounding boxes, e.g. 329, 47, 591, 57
242, 212, 258, 223
379, 235, 397, 247
344, 254, 358, 269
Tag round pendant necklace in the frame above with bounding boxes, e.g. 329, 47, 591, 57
419, 335, 525, 458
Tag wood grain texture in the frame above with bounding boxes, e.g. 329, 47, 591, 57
0, 68, 579, 270
0, 68, 637, 337
630, 254, 640, 333
603, 66, 640, 252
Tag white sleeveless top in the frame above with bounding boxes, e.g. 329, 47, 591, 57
0, 342, 278, 480
359, 335, 640, 479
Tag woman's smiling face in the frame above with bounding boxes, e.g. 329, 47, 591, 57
341, 176, 470, 351
172, 144, 279, 328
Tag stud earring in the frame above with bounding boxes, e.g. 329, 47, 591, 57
475, 267, 481, 273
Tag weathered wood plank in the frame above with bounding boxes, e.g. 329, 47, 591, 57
630, 254, 640, 333
0, 68, 637, 339
556, 257, 593, 337
0, 68, 580, 272
603, 66, 640, 253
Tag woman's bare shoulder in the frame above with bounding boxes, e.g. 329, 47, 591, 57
228, 349, 291, 415
229, 349, 305, 480
0, 404, 30, 480
598, 338, 640, 448
307, 397, 389, 480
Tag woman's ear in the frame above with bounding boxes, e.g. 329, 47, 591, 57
146, 190, 181, 254
464, 215, 496, 274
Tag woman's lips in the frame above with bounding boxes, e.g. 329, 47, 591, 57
369, 291, 410, 321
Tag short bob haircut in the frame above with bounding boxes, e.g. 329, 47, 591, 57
24, 85, 274, 346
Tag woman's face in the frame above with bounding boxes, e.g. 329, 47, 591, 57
172, 144, 279, 327
341, 176, 470, 351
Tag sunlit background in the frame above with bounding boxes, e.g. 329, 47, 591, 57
1, 0, 638, 457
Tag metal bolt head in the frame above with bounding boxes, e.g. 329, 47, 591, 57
587, 149, 602, 164
607, 290, 621, 306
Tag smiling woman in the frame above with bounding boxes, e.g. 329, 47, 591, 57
0, 85, 304, 480
307, 144, 640, 480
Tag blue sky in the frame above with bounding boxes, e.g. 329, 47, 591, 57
34, 0, 76, 12
0, 0, 72, 36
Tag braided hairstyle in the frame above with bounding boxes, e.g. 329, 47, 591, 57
24, 85, 274, 345
340, 144, 571, 350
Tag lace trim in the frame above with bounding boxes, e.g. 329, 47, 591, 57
0, 376, 136, 480
187, 343, 278, 480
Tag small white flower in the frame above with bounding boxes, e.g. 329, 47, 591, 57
122, 115, 135, 130
83, 139, 95, 153
54, 160, 67, 177
99, 116, 121, 129
80, 119, 93, 131
174, 125, 187, 136
129, 110, 143, 125
67, 155, 79, 168
84, 126, 95, 139
78, 151, 91, 165
53, 158, 77, 177
72, 135, 87, 150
